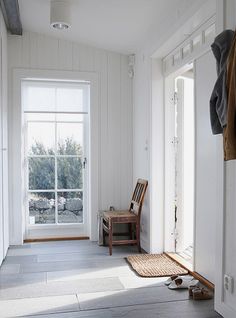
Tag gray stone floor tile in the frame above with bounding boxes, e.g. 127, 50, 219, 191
3, 255, 37, 264
77, 286, 190, 310
0, 294, 79, 318
0, 277, 124, 300
24, 300, 221, 318
47, 266, 136, 282
119, 276, 167, 289
0, 272, 46, 287
21, 257, 128, 274
20, 260, 96, 273
0, 263, 20, 275
37, 250, 136, 263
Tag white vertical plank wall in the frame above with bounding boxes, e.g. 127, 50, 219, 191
8, 31, 133, 244
0, 10, 9, 262
194, 51, 217, 284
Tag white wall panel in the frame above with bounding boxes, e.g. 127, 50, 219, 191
133, 51, 150, 251
58, 40, 73, 70
0, 9, 9, 261
215, 1, 236, 316
8, 31, 133, 244
194, 51, 217, 283
107, 52, 121, 209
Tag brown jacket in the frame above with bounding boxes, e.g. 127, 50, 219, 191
224, 32, 236, 160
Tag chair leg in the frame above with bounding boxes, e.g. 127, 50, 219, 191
103, 227, 106, 246
136, 222, 141, 253
129, 223, 133, 240
108, 220, 113, 256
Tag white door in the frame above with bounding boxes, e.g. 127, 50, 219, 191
22, 81, 89, 240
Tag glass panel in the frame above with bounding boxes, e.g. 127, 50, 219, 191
57, 157, 83, 189
173, 50, 181, 65
204, 24, 215, 42
24, 86, 56, 112
26, 113, 56, 121
23, 81, 89, 113
55, 113, 84, 122
57, 123, 83, 155
29, 158, 55, 190
27, 122, 55, 155
193, 34, 201, 50
56, 88, 83, 112
57, 191, 83, 223
29, 192, 55, 224
183, 43, 191, 58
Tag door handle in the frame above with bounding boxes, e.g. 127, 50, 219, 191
83, 157, 87, 169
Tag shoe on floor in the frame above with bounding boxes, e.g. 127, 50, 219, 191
164, 275, 193, 286
168, 278, 199, 290
192, 287, 213, 300
164, 275, 179, 286
189, 285, 201, 297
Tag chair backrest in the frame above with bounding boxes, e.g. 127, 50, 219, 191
129, 179, 148, 217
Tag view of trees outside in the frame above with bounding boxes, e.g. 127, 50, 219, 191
28, 137, 84, 225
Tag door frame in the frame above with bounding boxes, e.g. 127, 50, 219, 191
164, 63, 195, 255
11, 68, 99, 244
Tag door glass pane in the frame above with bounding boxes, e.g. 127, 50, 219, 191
27, 122, 55, 155
57, 123, 83, 155
24, 86, 55, 112
57, 157, 83, 189
29, 157, 55, 190
56, 88, 83, 112
29, 192, 55, 224
26, 113, 56, 121
55, 113, 84, 122
57, 191, 83, 223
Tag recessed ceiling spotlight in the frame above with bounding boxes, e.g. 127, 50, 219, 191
50, 0, 71, 30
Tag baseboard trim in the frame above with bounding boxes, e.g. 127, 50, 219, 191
165, 252, 214, 290
24, 236, 90, 243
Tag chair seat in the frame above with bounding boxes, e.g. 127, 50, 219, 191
103, 210, 137, 222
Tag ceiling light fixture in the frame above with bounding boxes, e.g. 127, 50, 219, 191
50, 0, 71, 30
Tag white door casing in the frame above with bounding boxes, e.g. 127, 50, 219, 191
11, 69, 99, 244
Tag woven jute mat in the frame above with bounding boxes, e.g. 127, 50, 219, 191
126, 254, 188, 277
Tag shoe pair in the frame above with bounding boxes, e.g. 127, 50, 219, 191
189, 286, 213, 300
165, 275, 199, 290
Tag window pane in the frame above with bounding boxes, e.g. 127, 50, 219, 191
57, 191, 83, 223
57, 158, 83, 189
29, 158, 55, 190
27, 122, 55, 155
24, 86, 56, 112
56, 88, 83, 112
55, 113, 84, 122
29, 192, 55, 224
57, 123, 83, 155
26, 113, 55, 121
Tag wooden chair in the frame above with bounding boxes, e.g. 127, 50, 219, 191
102, 179, 148, 255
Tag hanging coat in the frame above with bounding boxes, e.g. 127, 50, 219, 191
224, 31, 236, 160
210, 30, 234, 135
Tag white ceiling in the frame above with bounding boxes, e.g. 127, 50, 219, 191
18, 0, 184, 54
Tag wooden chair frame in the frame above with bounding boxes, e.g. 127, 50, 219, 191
102, 179, 148, 255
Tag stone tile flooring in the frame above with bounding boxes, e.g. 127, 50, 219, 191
0, 240, 222, 317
